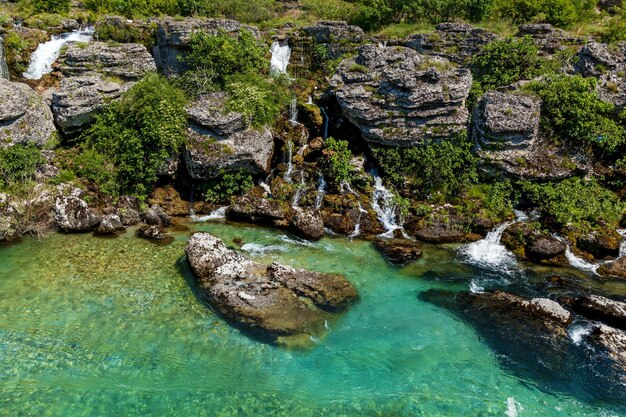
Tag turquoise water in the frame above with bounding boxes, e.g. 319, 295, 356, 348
0, 221, 624, 416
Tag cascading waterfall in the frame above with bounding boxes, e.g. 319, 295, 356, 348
553, 234, 601, 275
283, 141, 294, 183
291, 172, 306, 210
297, 144, 308, 156
23, 27, 94, 80
370, 171, 404, 238
0, 37, 9, 80
289, 97, 299, 126
341, 181, 366, 238
259, 181, 272, 197
270, 41, 291, 75
315, 172, 326, 210
320, 107, 329, 140
459, 221, 517, 273
190, 206, 228, 222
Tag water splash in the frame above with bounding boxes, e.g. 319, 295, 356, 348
241, 243, 287, 255
270, 41, 291, 75
568, 322, 595, 346
554, 235, 600, 275
458, 221, 516, 273
315, 172, 326, 210
259, 181, 272, 197
306, 95, 313, 105
0, 37, 9, 80
284, 141, 294, 183
191, 206, 228, 222
506, 397, 523, 417
370, 172, 404, 238
23, 27, 94, 80
618, 229, 626, 257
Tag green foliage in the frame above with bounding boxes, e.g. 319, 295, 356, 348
302, 0, 359, 21
471, 36, 543, 92
0, 144, 45, 192
524, 74, 625, 154
322, 137, 354, 186
466, 181, 517, 221
522, 177, 623, 229
225, 74, 290, 127
26, 0, 71, 14
203, 170, 254, 203
83, 0, 178, 17
82, 74, 187, 197
489, 0, 593, 27
3, 31, 33, 73
94, 21, 156, 46
371, 134, 478, 201
183, 29, 266, 91
602, 9, 626, 44
348, 63, 368, 73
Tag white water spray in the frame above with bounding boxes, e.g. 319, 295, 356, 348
553, 234, 601, 275
568, 322, 595, 346
618, 229, 626, 257
191, 206, 228, 222
370, 172, 404, 238
259, 181, 272, 197
341, 181, 367, 238
23, 27, 94, 80
270, 41, 291, 75
315, 172, 326, 210
284, 141, 294, 183
291, 172, 306, 210
459, 221, 517, 273
289, 97, 299, 126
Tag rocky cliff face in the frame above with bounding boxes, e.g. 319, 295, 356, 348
0, 36, 9, 80
331, 45, 472, 147
575, 41, 626, 108
51, 42, 156, 135
0, 78, 56, 148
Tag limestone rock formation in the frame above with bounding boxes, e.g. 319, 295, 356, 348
575, 41, 626, 108
289, 210, 324, 241
331, 45, 472, 147
573, 295, 626, 330
53, 195, 101, 232
185, 232, 358, 336
0, 78, 56, 148
184, 93, 274, 178
94, 214, 125, 235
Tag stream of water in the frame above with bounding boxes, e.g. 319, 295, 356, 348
1, 222, 625, 416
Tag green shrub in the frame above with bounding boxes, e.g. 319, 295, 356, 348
225, 74, 290, 127
489, 0, 592, 27
27, 0, 71, 14
522, 177, 623, 229
524, 74, 625, 154
83, 0, 179, 17
371, 134, 478, 201
322, 137, 354, 186
82, 74, 187, 197
302, 0, 360, 21
203, 170, 254, 204
0, 144, 45, 192
94, 21, 156, 46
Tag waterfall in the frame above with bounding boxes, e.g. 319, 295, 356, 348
618, 229, 626, 257
320, 107, 329, 140
289, 97, 299, 126
297, 144, 308, 156
0, 37, 9, 80
314, 172, 326, 210
291, 172, 306, 210
554, 235, 601, 275
191, 206, 228, 222
370, 172, 404, 238
284, 141, 294, 183
306, 95, 313, 105
23, 27, 94, 80
459, 221, 517, 272
341, 181, 366, 238
270, 41, 291, 75
259, 181, 272, 197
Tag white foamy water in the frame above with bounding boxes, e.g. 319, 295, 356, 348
284, 141, 294, 183
469, 279, 485, 294
288, 97, 299, 126
506, 397, 523, 417
314, 172, 326, 210
371, 172, 404, 238
259, 181, 272, 197
270, 41, 291, 75
241, 242, 287, 255
553, 235, 601, 275
191, 206, 228, 222
459, 221, 516, 273
568, 322, 595, 346
341, 181, 367, 238
23, 27, 94, 80
291, 172, 306, 210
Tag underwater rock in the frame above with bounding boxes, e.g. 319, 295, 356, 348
0, 78, 56, 148
573, 295, 626, 331
185, 232, 358, 336
373, 239, 422, 266
136, 224, 166, 241
227, 195, 291, 224
53, 195, 101, 233
331, 44, 472, 147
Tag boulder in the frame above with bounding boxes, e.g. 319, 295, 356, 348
598, 256, 626, 280
142, 204, 171, 226
527, 235, 566, 261
53, 195, 101, 232
115, 196, 141, 226
185, 232, 358, 336
290, 210, 324, 241
573, 295, 626, 330
227, 195, 291, 223
373, 239, 423, 266
184, 93, 275, 178
136, 224, 166, 241
301, 21, 367, 61
576, 230, 621, 260
0, 78, 56, 148
588, 324, 626, 373
330, 45, 472, 147
94, 214, 125, 235
404, 22, 498, 64
405, 211, 479, 244
52, 42, 156, 135
153, 18, 259, 76
575, 42, 626, 108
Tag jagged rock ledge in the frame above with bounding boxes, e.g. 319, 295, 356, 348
184, 232, 358, 337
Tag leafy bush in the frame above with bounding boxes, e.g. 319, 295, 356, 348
0, 145, 45, 192
225, 74, 290, 127
28, 0, 71, 14
489, 0, 593, 27
82, 74, 187, 197
302, 0, 360, 21
94, 21, 156, 46
524, 74, 625, 154
522, 177, 623, 229
371, 134, 478, 201
465, 181, 517, 221
322, 137, 354, 186
203, 170, 254, 203
83, 0, 178, 17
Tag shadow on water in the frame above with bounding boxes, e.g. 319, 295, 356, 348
175, 256, 290, 347
419, 288, 626, 410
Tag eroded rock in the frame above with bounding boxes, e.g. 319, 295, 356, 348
373, 239, 422, 266
573, 295, 626, 330
54, 195, 101, 232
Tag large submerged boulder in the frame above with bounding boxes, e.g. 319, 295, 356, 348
0, 78, 56, 148
330, 45, 472, 147
185, 232, 358, 336
153, 18, 258, 76
184, 93, 274, 178
52, 42, 156, 135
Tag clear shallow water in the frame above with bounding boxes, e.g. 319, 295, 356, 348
0, 222, 624, 416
